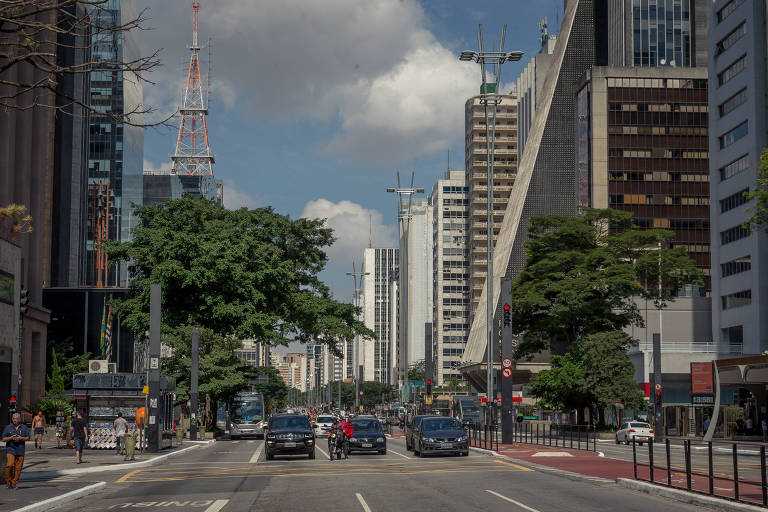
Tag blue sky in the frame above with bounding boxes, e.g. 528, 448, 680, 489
137, 0, 562, 301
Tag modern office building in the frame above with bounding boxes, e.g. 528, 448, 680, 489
85, 0, 144, 287
142, 172, 223, 207
236, 340, 271, 368
464, 93, 517, 321
707, 0, 768, 355
576, 66, 711, 293
361, 247, 399, 384
515, 20, 558, 159
429, 172, 470, 386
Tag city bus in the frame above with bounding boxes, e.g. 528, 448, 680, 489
216, 392, 266, 439
452, 395, 482, 425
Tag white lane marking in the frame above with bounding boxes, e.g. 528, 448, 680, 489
388, 449, 412, 460
247, 440, 255, 443
356, 493, 372, 512
316, 445, 330, 459
486, 490, 541, 512
249, 442, 264, 463
231, 440, 240, 444
597, 451, 605, 457
204, 499, 230, 512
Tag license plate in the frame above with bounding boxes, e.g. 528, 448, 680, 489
284, 442, 297, 448
362, 443, 372, 448
440, 443, 454, 449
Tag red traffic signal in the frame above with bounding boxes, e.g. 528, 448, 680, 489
426, 380, 431, 385
503, 304, 510, 311
9, 394, 16, 404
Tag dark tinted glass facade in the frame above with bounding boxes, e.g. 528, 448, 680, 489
605, 76, 711, 292
632, 0, 693, 66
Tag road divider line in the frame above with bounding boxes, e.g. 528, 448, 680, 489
494, 460, 533, 471
316, 445, 330, 459
115, 469, 142, 483
356, 493, 372, 512
204, 499, 229, 512
249, 442, 264, 463
485, 490, 541, 512
388, 449, 411, 460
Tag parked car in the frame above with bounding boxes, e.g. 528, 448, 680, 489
616, 421, 655, 445
413, 416, 468, 457
265, 414, 316, 460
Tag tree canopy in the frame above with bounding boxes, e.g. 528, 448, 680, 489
510, 207, 703, 358
106, 197, 374, 355
407, 359, 425, 381
744, 148, 768, 234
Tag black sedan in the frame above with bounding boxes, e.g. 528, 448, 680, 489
265, 414, 316, 460
413, 417, 468, 457
348, 416, 386, 454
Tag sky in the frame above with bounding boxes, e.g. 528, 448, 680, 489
136, 0, 563, 303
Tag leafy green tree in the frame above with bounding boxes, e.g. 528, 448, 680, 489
744, 148, 768, 233
361, 381, 394, 409
407, 360, 425, 381
106, 197, 373, 353
527, 330, 645, 425
511, 207, 703, 358
46, 348, 66, 396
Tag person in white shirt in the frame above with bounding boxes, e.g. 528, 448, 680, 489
113, 412, 128, 455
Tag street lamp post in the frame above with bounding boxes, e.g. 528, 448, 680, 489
459, 25, 522, 425
347, 262, 370, 411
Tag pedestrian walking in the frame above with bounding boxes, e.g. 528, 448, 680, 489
114, 412, 128, 455
70, 411, 88, 464
703, 415, 711, 435
32, 410, 46, 449
3, 412, 30, 489
762, 418, 767, 443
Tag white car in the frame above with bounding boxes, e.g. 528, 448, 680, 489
313, 415, 336, 437
616, 421, 655, 445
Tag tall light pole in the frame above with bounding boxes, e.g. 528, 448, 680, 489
347, 262, 369, 410
387, 173, 424, 404
459, 25, 522, 422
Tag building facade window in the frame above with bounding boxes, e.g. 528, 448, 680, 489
720, 225, 750, 245
719, 121, 748, 149
719, 154, 750, 181
720, 188, 750, 213
717, 0, 745, 23
716, 22, 746, 55
718, 88, 748, 117
721, 289, 751, 310
718, 55, 746, 86
721, 255, 751, 277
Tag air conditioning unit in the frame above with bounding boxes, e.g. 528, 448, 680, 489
89, 360, 109, 374
108, 363, 117, 373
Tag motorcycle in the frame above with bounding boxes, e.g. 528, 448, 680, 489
328, 431, 347, 460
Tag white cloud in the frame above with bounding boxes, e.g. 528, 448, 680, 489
222, 180, 260, 210
300, 199, 396, 263
143, 159, 173, 173
136, 0, 476, 163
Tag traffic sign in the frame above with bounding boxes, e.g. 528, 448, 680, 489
502, 358, 512, 368
654, 383, 662, 392
502, 367, 512, 378
424, 394, 433, 405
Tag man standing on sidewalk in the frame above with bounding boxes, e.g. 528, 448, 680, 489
32, 411, 46, 449
3, 412, 30, 489
114, 412, 128, 455
70, 411, 88, 464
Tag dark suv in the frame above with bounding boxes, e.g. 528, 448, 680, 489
265, 414, 315, 460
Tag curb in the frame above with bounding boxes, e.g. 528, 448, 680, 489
616, 478, 767, 512
12, 481, 107, 512
21, 441, 213, 481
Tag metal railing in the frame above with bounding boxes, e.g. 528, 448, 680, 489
632, 438, 768, 507
464, 423, 500, 452
511, 423, 597, 452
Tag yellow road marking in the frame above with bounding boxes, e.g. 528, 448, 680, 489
116, 469, 143, 483
495, 460, 534, 471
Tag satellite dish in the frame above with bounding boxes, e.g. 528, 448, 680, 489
660, 58, 666, 65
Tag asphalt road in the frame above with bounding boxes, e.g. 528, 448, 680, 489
46, 436, 705, 512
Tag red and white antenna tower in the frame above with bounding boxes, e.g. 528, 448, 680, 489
171, 1, 214, 176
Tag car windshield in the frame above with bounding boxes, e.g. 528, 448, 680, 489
630, 422, 651, 428
317, 416, 334, 423
270, 416, 310, 429
422, 419, 462, 431
351, 419, 381, 433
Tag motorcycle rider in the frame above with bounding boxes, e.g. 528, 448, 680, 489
328, 417, 354, 460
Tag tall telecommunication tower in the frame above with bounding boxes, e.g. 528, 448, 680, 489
171, 1, 214, 177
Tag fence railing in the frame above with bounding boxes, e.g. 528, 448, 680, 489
632, 438, 768, 507
510, 422, 597, 452
464, 423, 500, 452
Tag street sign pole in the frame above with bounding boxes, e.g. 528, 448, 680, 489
148, 284, 161, 452
190, 328, 199, 441
500, 277, 515, 444
653, 332, 664, 442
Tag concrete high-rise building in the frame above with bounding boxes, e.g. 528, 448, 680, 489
464, 93, 517, 322
397, 198, 433, 380
515, 20, 558, 160
577, 66, 711, 293
707, 0, 768, 354
430, 171, 470, 386
85, 0, 144, 287
362, 247, 399, 384
236, 340, 271, 368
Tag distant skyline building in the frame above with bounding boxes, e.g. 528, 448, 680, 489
85, 0, 143, 287
464, 92, 517, 323
430, 171, 470, 386
707, 0, 768, 355
362, 247, 399, 384
236, 340, 271, 368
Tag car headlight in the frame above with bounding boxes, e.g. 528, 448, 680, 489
425, 437, 435, 443
350, 437, 358, 442
376, 437, 384, 443
458, 436, 467, 442
266, 433, 276, 439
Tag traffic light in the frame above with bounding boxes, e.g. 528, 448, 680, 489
9, 394, 17, 412
425, 379, 432, 395
503, 303, 511, 327
19, 286, 28, 315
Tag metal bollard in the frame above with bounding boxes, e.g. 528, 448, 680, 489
648, 439, 654, 483
125, 434, 137, 461
708, 441, 714, 495
666, 438, 671, 486
733, 443, 739, 501
685, 439, 692, 491
632, 437, 637, 480
761, 445, 767, 506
